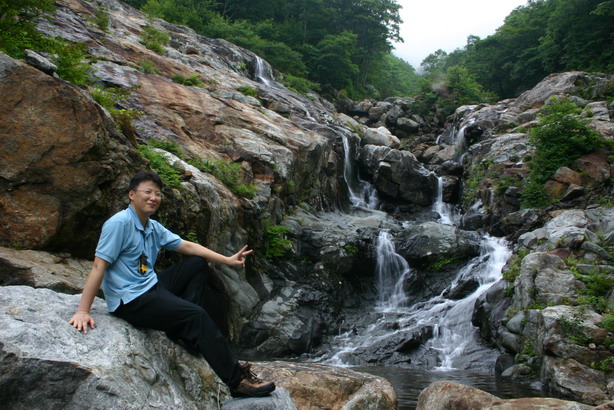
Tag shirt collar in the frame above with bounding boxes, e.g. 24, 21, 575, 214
128, 204, 152, 234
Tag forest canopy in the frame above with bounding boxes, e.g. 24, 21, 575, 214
1, 0, 612, 106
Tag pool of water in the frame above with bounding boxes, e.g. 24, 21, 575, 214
354, 366, 549, 409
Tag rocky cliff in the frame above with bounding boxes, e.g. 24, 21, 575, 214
1, 0, 613, 408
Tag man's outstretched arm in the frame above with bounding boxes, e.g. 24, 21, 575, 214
174, 241, 253, 267
69, 256, 108, 333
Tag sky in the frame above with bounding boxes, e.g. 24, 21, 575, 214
393, 0, 529, 69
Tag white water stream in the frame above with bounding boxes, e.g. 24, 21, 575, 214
317, 134, 511, 372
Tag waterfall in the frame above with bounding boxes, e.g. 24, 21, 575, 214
342, 135, 380, 210
426, 236, 510, 370
254, 55, 273, 86
433, 176, 459, 225
315, 134, 512, 373
376, 231, 411, 308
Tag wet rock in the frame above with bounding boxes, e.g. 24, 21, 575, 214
417, 381, 594, 409
254, 361, 396, 410
397, 222, 481, 268
359, 145, 438, 206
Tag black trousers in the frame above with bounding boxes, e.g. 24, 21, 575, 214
112, 256, 242, 387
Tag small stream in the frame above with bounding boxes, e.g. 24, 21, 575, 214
309, 133, 550, 406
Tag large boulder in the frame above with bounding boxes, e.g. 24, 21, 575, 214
0, 286, 397, 409
0, 246, 91, 291
0, 286, 226, 409
255, 361, 397, 410
416, 381, 594, 410
359, 145, 438, 206
0, 52, 139, 255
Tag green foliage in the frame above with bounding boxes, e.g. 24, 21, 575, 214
502, 249, 529, 283
559, 314, 591, 346
138, 144, 183, 189
54, 42, 93, 86
0, 0, 55, 58
282, 73, 320, 95
264, 222, 293, 259
147, 139, 184, 158
138, 59, 159, 74
592, 356, 614, 373
90, 86, 142, 135
189, 159, 256, 199
342, 244, 359, 254
521, 97, 603, 208
418, 0, 614, 99
134, 0, 406, 98
171, 73, 204, 87
92, 6, 110, 31
602, 314, 614, 332
236, 86, 258, 97
428, 258, 457, 272
140, 24, 169, 55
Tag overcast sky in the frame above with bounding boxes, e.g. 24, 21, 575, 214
393, 0, 528, 69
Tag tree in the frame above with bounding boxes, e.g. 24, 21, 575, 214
312, 31, 359, 91
0, 0, 55, 57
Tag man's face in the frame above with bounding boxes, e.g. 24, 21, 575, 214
129, 180, 162, 217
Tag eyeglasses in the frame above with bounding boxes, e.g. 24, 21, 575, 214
135, 189, 163, 198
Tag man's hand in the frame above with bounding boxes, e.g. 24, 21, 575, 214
228, 245, 254, 267
69, 311, 96, 333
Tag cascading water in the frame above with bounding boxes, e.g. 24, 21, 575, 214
433, 176, 459, 225
341, 135, 380, 210
317, 133, 513, 375
254, 55, 273, 86
425, 236, 511, 370
376, 231, 411, 308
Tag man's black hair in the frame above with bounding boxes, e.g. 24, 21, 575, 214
128, 171, 165, 191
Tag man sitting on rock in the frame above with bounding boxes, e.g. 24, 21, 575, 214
69, 171, 275, 398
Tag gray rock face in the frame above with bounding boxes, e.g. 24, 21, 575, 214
359, 145, 438, 206
0, 246, 91, 294
0, 286, 397, 409
0, 286, 226, 409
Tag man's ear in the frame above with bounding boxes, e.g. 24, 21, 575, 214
128, 190, 135, 201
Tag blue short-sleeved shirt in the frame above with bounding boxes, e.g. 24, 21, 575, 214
96, 205, 183, 312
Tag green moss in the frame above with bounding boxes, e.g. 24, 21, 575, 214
189, 158, 256, 199
138, 145, 183, 189
140, 24, 169, 55
264, 222, 293, 259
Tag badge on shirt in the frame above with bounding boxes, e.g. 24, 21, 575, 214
138, 253, 149, 274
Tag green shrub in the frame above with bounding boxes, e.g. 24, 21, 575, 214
139, 59, 159, 74
171, 74, 204, 87
521, 97, 604, 208
264, 223, 292, 259
0, 0, 55, 58
602, 314, 614, 332
140, 24, 169, 54
282, 74, 320, 95
55, 42, 93, 86
90, 86, 142, 135
92, 6, 110, 31
189, 158, 256, 199
138, 145, 183, 189
236, 86, 258, 97
148, 139, 184, 158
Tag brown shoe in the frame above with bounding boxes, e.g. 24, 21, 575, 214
230, 362, 276, 397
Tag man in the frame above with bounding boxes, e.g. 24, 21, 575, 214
69, 171, 275, 398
